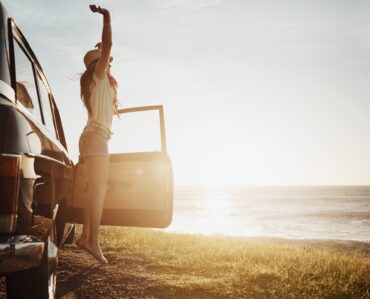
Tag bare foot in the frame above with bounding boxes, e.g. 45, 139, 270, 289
79, 241, 108, 265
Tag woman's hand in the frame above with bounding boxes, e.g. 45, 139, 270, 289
89, 4, 112, 79
89, 5, 110, 16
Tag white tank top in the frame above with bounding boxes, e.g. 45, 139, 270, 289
87, 73, 115, 134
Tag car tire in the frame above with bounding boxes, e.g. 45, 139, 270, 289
6, 237, 57, 299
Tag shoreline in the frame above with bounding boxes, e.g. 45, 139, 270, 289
161, 228, 370, 255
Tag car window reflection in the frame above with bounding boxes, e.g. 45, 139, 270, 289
16, 81, 34, 109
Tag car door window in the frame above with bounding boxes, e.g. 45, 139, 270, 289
36, 71, 57, 139
13, 39, 42, 122
110, 110, 162, 154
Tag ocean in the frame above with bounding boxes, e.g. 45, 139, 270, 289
166, 186, 370, 241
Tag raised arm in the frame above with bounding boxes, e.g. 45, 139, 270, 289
89, 5, 112, 79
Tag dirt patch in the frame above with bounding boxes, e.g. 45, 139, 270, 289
56, 245, 162, 299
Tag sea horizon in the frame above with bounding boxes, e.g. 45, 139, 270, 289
166, 185, 370, 242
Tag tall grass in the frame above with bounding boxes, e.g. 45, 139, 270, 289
98, 227, 370, 299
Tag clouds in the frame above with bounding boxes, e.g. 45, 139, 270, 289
152, 0, 223, 15
2, 0, 81, 26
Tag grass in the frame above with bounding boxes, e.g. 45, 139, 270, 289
97, 226, 370, 299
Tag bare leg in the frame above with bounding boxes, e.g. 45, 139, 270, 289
76, 163, 91, 246
81, 154, 109, 263
76, 203, 90, 246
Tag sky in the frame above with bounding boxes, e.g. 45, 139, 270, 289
3, 0, 370, 186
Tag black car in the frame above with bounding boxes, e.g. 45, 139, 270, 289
0, 2, 173, 298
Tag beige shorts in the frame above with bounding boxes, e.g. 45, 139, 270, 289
79, 124, 110, 158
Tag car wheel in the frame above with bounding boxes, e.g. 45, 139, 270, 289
6, 235, 57, 299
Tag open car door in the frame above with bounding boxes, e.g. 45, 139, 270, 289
68, 105, 173, 228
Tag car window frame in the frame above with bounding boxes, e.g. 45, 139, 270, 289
10, 31, 44, 124
8, 18, 66, 148
51, 94, 68, 150
115, 105, 168, 155
34, 67, 58, 140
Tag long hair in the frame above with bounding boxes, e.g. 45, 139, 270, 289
80, 63, 118, 116
80, 63, 96, 116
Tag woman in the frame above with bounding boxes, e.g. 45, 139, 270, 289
76, 5, 118, 264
